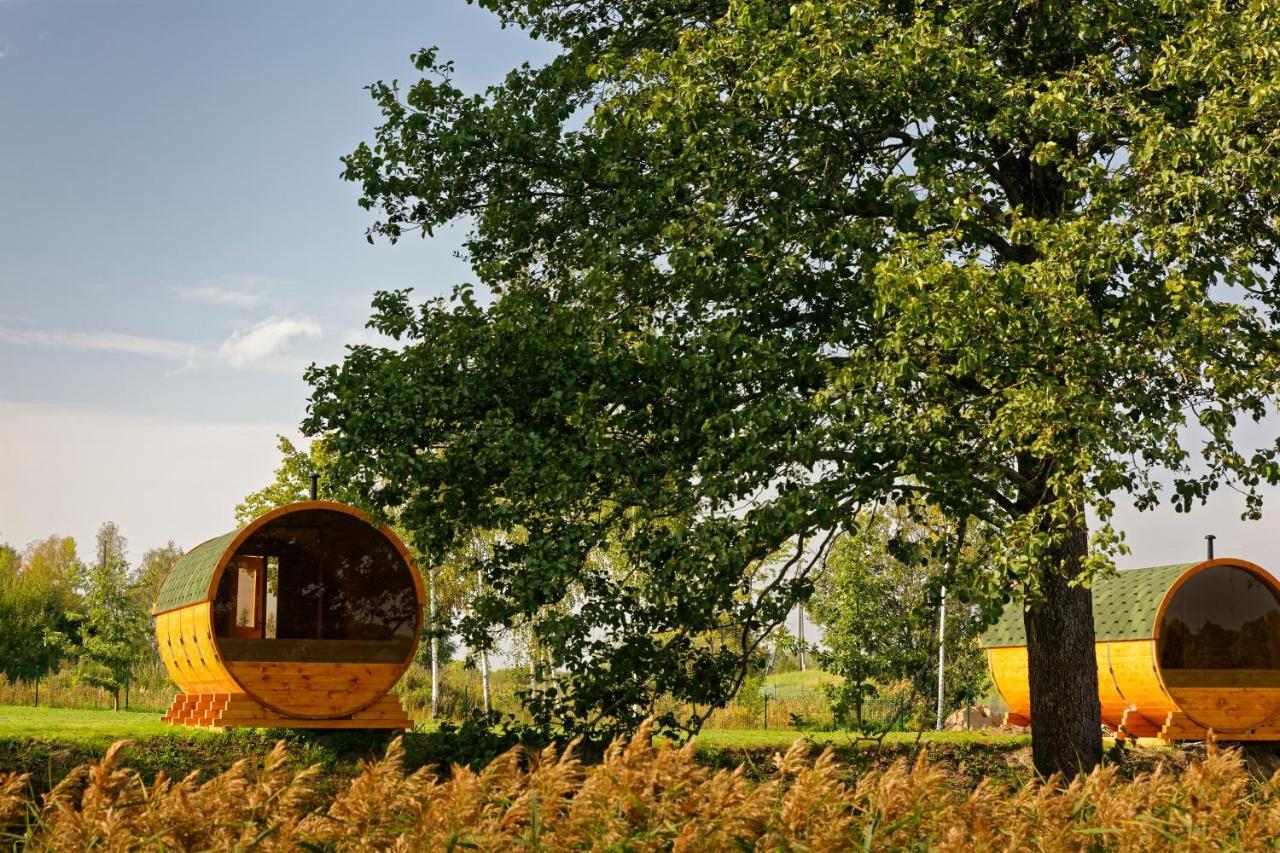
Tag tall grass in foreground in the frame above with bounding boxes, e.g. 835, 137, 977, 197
2, 722, 1276, 850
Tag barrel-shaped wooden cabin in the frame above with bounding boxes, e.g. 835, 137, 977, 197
983, 558, 1280, 743
152, 501, 424, 729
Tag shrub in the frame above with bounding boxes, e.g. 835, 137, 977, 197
3, 723, 1280, 849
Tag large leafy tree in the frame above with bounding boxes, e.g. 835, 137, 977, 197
309, 0, 1280, 773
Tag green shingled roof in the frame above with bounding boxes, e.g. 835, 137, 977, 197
152, 528, 243, 614
980, 562, 1196, 648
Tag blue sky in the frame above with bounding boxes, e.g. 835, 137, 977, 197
0, 0, 549, 556
1, 0, 1277, 574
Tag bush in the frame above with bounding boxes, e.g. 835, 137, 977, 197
4, 723, 1279, 849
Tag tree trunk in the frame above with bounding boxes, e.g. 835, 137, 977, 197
935, 585, 947, 731
528, 621, 539, 703
476, 561, 492, 714
112, 689, 120, 712
1023, 515, 1102, 777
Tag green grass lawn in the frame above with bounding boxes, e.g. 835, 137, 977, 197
694, 727, 1029, 749
0, 705, 184, 742
0, 705, 1033, 750
0, 704, 1106, 800
762, 669, 842, 690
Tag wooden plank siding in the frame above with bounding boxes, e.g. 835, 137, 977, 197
988, 637, 1280, 742
988, 639, 1182, 738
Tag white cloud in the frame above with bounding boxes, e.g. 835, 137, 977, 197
177, 275, 278, 309
0, 326, 200, 363
179, 285, 265, 309
218, 317, 321, 367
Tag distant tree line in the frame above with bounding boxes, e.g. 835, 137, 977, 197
0, 524, 181, 710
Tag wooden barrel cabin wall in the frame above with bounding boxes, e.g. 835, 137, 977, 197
983, 559, 1280, 743
152, 501, 425, 729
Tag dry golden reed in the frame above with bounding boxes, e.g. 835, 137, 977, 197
3, 722, 1279, 850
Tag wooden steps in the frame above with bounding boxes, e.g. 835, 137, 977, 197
1118, 708, 1162, 739
1156, 711, 1280, 744
162, 692, 413, 731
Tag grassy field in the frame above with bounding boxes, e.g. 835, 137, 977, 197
761, 669, 842, 690
0, 706, 183, 742
0, 705, 1031, 748
4, 704, 1192, 807
694, 726, 1028, 749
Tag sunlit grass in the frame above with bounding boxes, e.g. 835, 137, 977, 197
762, 669, 842, 690
0, 706, 181, 742
691, 727, 1030, 749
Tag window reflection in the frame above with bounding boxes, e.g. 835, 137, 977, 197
1158, 566, 1280, 672
213, 509, 418, 642
236, 565, 257, 628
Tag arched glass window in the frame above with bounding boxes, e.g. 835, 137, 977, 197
1158, 566, 1280, 675
213, 509, 418, 644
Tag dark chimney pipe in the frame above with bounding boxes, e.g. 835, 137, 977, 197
1205, 534, 1216, 560
310, 471, 320, 501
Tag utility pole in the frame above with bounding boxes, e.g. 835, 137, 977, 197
935, 585, 947, 730
429, 565, 438, 718
797, 606, 806, 671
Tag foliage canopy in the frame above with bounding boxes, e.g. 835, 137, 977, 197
309, 0, 1280, 762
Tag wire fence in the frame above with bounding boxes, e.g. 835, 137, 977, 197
0, 673, 173, 714
749, 683, 1011, 734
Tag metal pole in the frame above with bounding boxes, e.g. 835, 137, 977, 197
763, 692, 769, 730
475, 539, 492, 714
797, 607, 806, 671
935, 585, 947, 731
430, 565, 439, 718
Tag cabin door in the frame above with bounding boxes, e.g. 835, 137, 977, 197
229, 556, 266, 639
